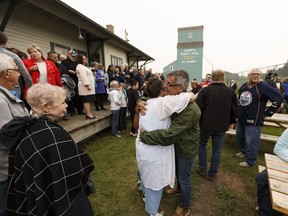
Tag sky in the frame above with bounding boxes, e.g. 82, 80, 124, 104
62, 0, 288, 77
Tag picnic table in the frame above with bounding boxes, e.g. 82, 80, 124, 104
265, 113, 288, 128
226, 113, 288, 143
265, 153, 288, 214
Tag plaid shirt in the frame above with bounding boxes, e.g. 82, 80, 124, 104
0, 117, 94, 216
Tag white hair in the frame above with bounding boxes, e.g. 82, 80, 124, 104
0, 53, 14, 74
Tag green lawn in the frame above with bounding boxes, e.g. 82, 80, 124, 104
80, 124, 285, 216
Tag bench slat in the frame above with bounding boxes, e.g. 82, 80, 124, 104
269, 178, 288, 195
265, 154, 288, 165
270, 190, 288, 214
267, 168, 288, 183
266, 160, 288, 174
226, 129, 279, 143
258, 165, 266, 173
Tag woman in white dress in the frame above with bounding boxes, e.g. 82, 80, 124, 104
135, 78, 192, 216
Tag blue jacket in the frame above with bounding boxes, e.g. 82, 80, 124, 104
283, 82, 288, 99
238, 81, 283, 126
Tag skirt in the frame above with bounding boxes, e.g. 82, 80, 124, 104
81, 94, 96, 103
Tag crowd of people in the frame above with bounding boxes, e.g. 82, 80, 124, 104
0, 30, 165, 215
136, 69, 285, 216
0, 27, 288, 216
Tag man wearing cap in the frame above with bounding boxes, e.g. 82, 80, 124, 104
62, 50, 84, 115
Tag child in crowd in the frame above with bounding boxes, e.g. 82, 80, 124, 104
108, 80, 121, 137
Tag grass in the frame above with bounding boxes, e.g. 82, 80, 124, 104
79, 124, 286, 216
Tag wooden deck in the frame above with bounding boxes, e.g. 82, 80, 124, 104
58, 108, 112, 143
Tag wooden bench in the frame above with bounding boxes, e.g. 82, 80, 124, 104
225, 129, 279, 143
265, 113, 288, 128
258, 165, 266, 173
265, 153, 288, 215
264, 121, 288, 128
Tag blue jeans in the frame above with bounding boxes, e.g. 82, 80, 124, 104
236, 123, 261, 166
198, 129, 225, 177
111, 110, 120, 136
176, 155, 196, 208
255, 170, 274, 216
0, 180, 8, 216
119, 107, 127, 130
141, 183, 164, 215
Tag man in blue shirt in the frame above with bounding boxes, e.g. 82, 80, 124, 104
236, 68, 283, 167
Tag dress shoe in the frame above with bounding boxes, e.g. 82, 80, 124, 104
96, 107, 101, 111
101, 107, 107, 110
85, 114, 96, 119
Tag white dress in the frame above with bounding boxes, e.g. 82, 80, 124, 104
136, 93, 190, 190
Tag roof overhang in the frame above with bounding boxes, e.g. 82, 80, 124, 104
0, 0, 154, 62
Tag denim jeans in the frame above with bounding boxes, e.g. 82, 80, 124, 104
111, 110, 120, 136
141, 183, 164, 215
0, 180, 8, 216
255, 170, 274, 216
236, 123, 261, 166
119, 107, 127, 130
176, 155, 196, 208
198, 129, 225, 177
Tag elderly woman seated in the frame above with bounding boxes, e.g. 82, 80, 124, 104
0, 83, 95, 216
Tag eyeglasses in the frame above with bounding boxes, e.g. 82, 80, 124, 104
7, 68, 20, 73
1, 68, 20, 74
165, 80, 181, 87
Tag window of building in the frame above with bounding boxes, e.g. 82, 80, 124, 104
50, 42, 69, 55
50, 42, 86, 56
111, 55, 123, 66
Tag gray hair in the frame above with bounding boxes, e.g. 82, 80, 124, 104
110, 80, 118, 88
167, 70, 190, 90
0, 53, 14, 74
248, 68, 261, 76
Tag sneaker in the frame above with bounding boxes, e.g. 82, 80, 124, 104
146, 211, 164, 216
112, 134, 121, 138
236, 152, 246, 158
239, 161, 255, 167
173, 206, 190, 216
166, 188, 181, 196
137, 180, 142, 191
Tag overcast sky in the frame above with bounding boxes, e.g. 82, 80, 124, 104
62, 0, 288, 77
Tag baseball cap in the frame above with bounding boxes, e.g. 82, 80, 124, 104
71, 50, 77, 57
